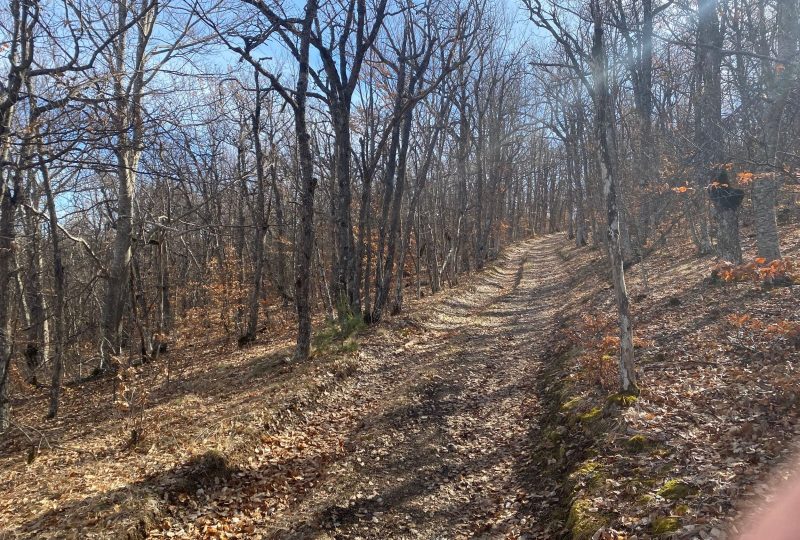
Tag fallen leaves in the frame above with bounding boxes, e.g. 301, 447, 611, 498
544, 222, 800, 539
3, 228, 799, 540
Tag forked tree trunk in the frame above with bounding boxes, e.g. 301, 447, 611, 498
102, 0, 153, 369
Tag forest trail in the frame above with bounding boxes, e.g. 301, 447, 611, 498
159, 235, 568, 539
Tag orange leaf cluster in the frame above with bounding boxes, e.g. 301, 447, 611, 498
726, 313, 800, 348
711, 258, 796, 286
562, 313, 626, 391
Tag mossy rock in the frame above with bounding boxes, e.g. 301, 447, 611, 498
607, 392, 639, 408
651, 447, 672, 458
569, 461, 606, 490
641, 477, 658, 488
651, 516, 680, 535
578, 406, 603, 423
658, 479, 696, 500
625, 434, 650, 453
637, 493, 654, 505
562, 396, 584, 411
566, 498, 610, 540
673, 504, 690, 516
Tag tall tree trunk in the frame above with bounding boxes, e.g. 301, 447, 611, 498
293, 0, 318, 361
591, 0, 637, 393
373, 97, 414, 323
693, 0, 723, 255
0, 162, 22, 431
269, 146, 290, 304
40, 159, 66, 418
103, 154, 137, 366
102, 0, 153, 369
392, 118, 442, 314
21, 170, 49, 383
332, 102, 358, 318
243, 75, 269, 345
755, 0, 798, 261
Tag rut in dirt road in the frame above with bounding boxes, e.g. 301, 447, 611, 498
277, 235, 571, 539
159, 236, 572, 539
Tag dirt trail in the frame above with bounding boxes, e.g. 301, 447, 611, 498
159, 235, 571, 539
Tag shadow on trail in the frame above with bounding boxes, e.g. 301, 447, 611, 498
22, 234, 584, 540
264, 235, 583, 539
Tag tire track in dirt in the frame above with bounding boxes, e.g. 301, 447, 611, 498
156, 235, 571, 539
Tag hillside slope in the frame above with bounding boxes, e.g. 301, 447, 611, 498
1, 226, 799, 539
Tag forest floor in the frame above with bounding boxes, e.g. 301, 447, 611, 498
1, 220, 799, 540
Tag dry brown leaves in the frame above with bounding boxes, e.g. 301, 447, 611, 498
552, 221, 800, 539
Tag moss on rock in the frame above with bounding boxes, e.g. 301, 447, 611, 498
673, 504, 690, 516
625, 434, 650, 453
658, 479, 696, 500
607, 392, 639, 407
637, 493, 654, 505
566, 498, 610, 540
578, 406, 603, 423
562, 396, 584, 411
651, 516, 681, 535
570, 461, 606, 489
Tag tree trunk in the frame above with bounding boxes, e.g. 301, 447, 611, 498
715, 205, 743, 263
292, 0, 318, 361
755, 0, 798, 261
243, 78, 269, 345
103, 157, 136, 366
42, 161, 66, 418
372, 101, 413, 323
693, 0, 723, 255
102, 0, 152, 369
332, 102, 358, 318
591, 0, 637, 393
268, 143, 290, 304
22, 179, 49, 383
752, 179, 781, 260
0, 166, 20, 431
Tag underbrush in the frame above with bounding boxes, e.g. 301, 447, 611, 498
312, 312, 366, 356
